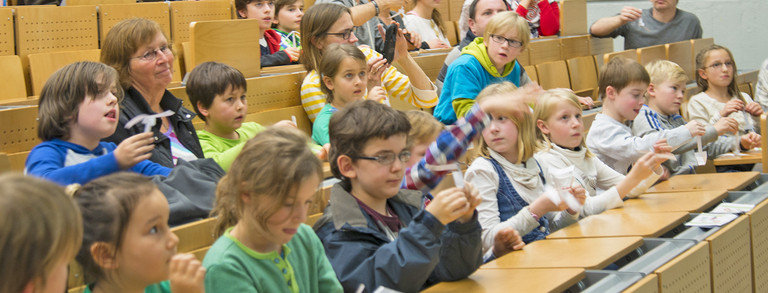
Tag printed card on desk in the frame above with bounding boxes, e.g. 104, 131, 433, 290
685, 213, 738, 228
709, 203, 755, 215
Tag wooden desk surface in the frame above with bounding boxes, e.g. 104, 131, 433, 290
483, 237, 643, 270
713, 150, 762, 166
602, 189, 729, 214
421, 268, 585, 293
648, 171, 759, 192
547, 212, 688, 239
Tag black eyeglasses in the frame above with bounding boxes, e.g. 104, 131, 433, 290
489, 34, 523, 48
705, 61, 734, 70
133, 45, 172, 62
355, 151, 411, 165
325, 27, 357, 40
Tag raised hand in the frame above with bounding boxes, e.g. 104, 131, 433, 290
169, 253, 206, 293
114, 132, 155, 170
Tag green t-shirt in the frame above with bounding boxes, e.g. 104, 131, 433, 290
202, 225, 342, 293
83, 281, 170, 293
197, 122, 266, 171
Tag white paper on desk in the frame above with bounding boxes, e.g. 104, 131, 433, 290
709, 203, 755, 214
685, 213, 738, 228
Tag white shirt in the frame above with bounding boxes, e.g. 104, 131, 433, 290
687, 91, 760, 135
403, 13, 449, 44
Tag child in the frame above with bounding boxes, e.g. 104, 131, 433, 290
404, 110, 444, 167
534, 89, 668, 217
465, 82, 585, 255
314, 100, 483, 292
508, 0, 560, 38
0, 173, 82, 293
72, 172, 206, 293
687, 44, 762, 151
311, 43, 386, 145
203, 127, 343, 292
272, 0, 303, 50
633, 60, 740, 175
404, 0, 451, 49
585, 57, 700, 175
26, 61, 171, 185
187, 61, 299, 171
435, 11, 533, 124
237, 0, 300, 67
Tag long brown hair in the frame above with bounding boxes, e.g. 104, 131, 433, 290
300, 3, 351, 72
695, 44, 741, 100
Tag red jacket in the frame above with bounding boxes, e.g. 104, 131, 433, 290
514, 0, 560, 36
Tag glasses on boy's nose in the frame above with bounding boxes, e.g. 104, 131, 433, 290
325, 27, 357, 40
706, 62, 734, 70
489, 34, 523, 48
355, 151, 411, 165
133, 46, 172, 62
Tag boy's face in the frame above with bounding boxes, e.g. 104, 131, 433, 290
609, 82, 648, 122
484, 28, 522, 70
348, 134, 409, 202
648, 80, 686, 116
74, 86, 120, 141
275, 1, 303, 32
199, 86, 247, 135
239, 0, 275, 31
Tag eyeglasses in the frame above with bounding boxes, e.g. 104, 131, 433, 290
489, 34, 523, 48
355, 151, 411, 165
325, 27, 357, 40
705, 61, 734, 70
133, 45, 172, 62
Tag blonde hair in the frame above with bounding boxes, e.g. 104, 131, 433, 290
483, 11, 530, 50
534, 89, 594, 157
645, 60, 688, 101
695, 44, 741, 100
101, 18, 168, 89
211, 127, 322, 237
0, 173, 82, 293
471, 82, 538, 164
405, 110, 443, 148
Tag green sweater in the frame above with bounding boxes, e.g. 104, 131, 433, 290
197, 122, 266, 171
202, 225, 342, 293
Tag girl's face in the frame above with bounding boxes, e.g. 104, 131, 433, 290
484, 28, 523, 70
275, 1, 303, 32
71, 83, 120, 143
482, 114, 519, 161
115, 188, 179, 287
538, 101, 584, 149
323, 57, 367, 107
316, 12, 358, 49
128, 32, 174, 90
698, 49, 734, 89
246, 173, 320, 248
239, 0, 275, 30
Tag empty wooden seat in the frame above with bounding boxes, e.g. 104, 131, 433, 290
245, 72, 304, 113
444, 21, 458, 46
524, 65, 537, 84
666, 40, 695, 82
189, 18, 260, 78
170, 1, 233, 45
67, 0, 133, 5
559, 35, 590, 60
637, 44, 667, 66
246, 105, 312, 136
567, 56, 599, 100
528, 38, 561, 65
27, 49, 101, 96
559, 0, 588, 36
0, 106, 39, 154
0, 8, 14, 56
590, 36, 614, 56
0, 55, 28, 100
411, 52, 449, 82
99, 2, 171, 47
536, 60, 570, 90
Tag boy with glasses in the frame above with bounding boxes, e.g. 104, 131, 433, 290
434, 11, 532, 124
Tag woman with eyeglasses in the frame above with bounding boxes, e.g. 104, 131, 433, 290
101, 18, 204, 168
299, 3, 438, 123
433, 11, 533, 125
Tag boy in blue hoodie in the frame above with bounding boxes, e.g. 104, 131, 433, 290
434, 11, 532, 124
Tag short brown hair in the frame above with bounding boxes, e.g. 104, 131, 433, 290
38, 61, 122, 141
72, 172, 159, 284
598, 57, 650, 100
101, 18, 166, 89
0, 173, 82, 293
300, 3, 351, 72
186, 62, 247, 122
329, 100, 411, 188
318, 43, 366, 103
273, 0, 303, 28
211, 127, 322, 237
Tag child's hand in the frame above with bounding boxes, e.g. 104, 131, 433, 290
273, 120, 297, 128
457, 182, 482, 223
721, 99, 745, 117
284, 47, 301, 62
714, 117, 739, 135
367, 86, 387, 103
114, 132, 155, 170
478, 83, 542, 117
315, 143, 330, 161
652, 138, 673, 153
628, 151, 669, 181
577, 96, 594, 109
169, 253, 206, 293
426, 187, 473, 225
745, 102, 764, 116
685, 120, 706, 137
492, 227, 524, 258
741, 132, 761, 149
426, 38, 450, 49
366, 56, 387, 88
565, 186, 586, 215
